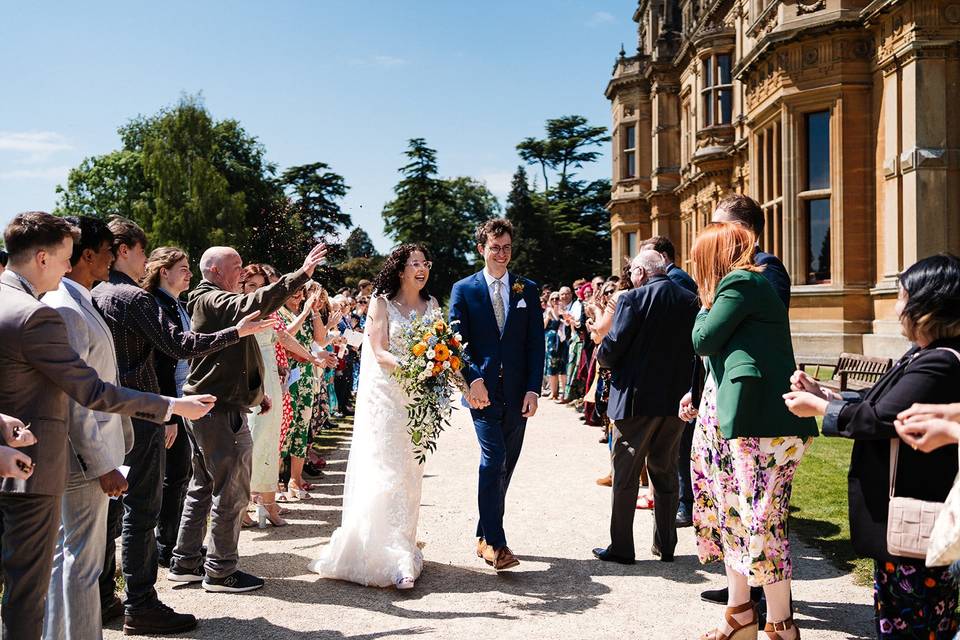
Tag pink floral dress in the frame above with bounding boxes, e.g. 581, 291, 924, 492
691, 375, 812, 586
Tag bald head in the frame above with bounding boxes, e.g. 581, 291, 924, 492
200, 246, 243, 292
630, 249, 667, 287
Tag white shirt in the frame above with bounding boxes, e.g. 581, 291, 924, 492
482, 268, 510, 325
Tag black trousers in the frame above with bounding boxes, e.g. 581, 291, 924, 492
609, 415, 685, 560
156, 421, 193, 562
0, 493, 61, 640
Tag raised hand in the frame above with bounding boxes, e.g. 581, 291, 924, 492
236, 312, 275, 337
0, 414, 36, 448
0, 446, 33, 480
302, 243, 328, 277
172, 394, 217, 420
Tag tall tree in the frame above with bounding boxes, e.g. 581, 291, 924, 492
345, 226, 378, 259
516, 115, 611, 190
503, 166, 547, 277
278, 162, 352, 238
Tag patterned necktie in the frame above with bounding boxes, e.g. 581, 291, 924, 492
492, 279, 506, 334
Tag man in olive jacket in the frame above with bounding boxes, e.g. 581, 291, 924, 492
169, 243, 331, 594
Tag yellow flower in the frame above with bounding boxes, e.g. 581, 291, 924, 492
412, 342, 427, 357
433, 344, 450, 362
422, 331, 433, 341
512, 281, 525, 295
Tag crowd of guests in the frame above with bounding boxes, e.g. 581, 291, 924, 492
1, 194, 960, 640
0, 212, 366, 639
544, 194, 960, 640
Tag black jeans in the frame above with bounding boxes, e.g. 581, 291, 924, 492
99, 494, 124, 608
121, 419, 166, 614
156, 420, 192, 563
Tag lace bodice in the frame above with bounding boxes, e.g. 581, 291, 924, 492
384, 295, 438, 353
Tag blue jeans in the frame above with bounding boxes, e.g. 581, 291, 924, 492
45, 473, 109, 640
121, 419, 166, 614
471, 385, 527, 550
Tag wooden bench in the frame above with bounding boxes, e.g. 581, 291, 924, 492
798, 352, 893, 392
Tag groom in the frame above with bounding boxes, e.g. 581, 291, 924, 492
449, 218, 545, 572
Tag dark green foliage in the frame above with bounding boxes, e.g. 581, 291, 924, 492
345, 227, 378, 259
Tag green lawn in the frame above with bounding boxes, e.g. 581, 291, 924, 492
790, 431, 873, 586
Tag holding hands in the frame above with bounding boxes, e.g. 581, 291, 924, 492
895, 403, 960, 452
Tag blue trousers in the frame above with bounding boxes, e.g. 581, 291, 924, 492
472, 391, 527, 550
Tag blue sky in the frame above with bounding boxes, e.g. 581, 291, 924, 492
0, 1, 636, 252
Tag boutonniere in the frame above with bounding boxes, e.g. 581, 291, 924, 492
512, 279, 525, 296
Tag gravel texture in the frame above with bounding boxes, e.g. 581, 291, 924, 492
104, 397, 874, 639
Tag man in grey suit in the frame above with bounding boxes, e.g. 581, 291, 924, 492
0, 212, 217, 640
42, 216, 132, 640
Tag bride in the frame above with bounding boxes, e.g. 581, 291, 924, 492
309, 243, 437, 590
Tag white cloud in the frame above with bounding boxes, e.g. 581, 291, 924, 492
0, 165, 72, 181
0, 131, 73, 163
587, 11, 616, 27
479, 171, 514, 199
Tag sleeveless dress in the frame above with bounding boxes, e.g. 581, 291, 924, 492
308, 297, 435, 586
248, 322, 285, 493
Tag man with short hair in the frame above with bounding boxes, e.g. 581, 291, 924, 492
641, 235, 697, 295
169, 243, 328, 594
93, 217, 270, 635
357, 278, 373, 298
592, 250, 699, 565
0, 212, 215, 640
42, 216, 132, 640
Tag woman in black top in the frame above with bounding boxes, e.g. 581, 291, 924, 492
785, 254, 960, 639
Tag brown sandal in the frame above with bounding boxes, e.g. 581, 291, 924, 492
699, 601, 758, 640
763, 618, 799, 639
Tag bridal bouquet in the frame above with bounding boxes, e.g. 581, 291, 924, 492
392, 309, 469, 463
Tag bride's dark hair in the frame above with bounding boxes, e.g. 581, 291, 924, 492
371, 243, 432, 300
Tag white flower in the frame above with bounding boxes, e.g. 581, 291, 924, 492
426, 349, 436, 359
454, 333, 462, 341
442, 361, 451, 369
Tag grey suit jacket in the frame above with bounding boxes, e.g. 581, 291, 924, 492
43, 279, 134, 480
0, 271, 169, 496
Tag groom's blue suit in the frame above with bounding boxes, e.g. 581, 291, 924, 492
449, 270, 545, 550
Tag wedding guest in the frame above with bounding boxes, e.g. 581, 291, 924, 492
543, 292, 565, 399
641, 235, 699, 529
785, 253, 960, 639
239, 265, 325, 526
42, 215, 131, 640
141, 247, 196, 568
685, 221, 817, 640
168, 243, 328, 594
357, 278, 373, 298
93, 217, 268, 634
0, 248, 7, 275
558, 286, 578, 402
0, 211, 214, 640
592, 250, 698, 565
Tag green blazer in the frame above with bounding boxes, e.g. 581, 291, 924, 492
692, 269, 818, 439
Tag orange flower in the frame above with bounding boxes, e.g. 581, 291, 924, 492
448, 338, 460, 348
884, 562, 895, 573
924, 577, 937, 588
412, 342, 427, 357
434, 344, 450, 361
432, 364, 443, 375
434, 320, 446, 332
450, 356, 461, 371
422, 331, 433, 341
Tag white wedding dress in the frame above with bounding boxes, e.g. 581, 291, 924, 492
308, 297, 435, 587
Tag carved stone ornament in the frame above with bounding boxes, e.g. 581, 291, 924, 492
944, 3, 960, 23
797, 0, 826, 15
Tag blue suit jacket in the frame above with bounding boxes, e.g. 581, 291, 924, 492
449, 272, 546, 410
666, 263, 698, 296
755, 250, 790, 308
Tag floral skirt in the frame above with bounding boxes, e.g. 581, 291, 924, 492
874, 560, 959, 638
691, 376, 811, 586
281, 367, 315, 459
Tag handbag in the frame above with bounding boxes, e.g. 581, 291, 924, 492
887, 438, 945, 562
886, 346, 960, 563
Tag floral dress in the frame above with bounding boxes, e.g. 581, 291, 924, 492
691, 375, 811, 586
273, 312, 294, 452
278, 307, 316, 459
874, 561, 958, 638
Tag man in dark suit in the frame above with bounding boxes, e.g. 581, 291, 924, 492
0, 212, 215, 640
641, 235, 700, 529
449, 218, 545, 572
592, 250, 699, 564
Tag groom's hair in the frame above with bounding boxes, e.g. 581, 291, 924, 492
475, 218, 514, 247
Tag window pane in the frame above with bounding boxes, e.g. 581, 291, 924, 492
806, 111, 830, 190
703, 58, 713, 88
703, 92, 713, 127
718, 88, 732, 124
717, 54, 732, 84
806, 198, 831, 283
625, 152, 636, 178
625, 125, 636, 150
627, 232, 638, 258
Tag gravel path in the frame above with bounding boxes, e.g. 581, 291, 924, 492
105, 398, 874, 639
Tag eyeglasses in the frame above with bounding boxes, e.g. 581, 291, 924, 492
406, 261, 432, 270
486, 244, 512, 255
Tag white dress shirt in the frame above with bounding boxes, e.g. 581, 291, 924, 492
482, 268, 510, 326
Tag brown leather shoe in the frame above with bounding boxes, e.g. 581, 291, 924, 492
476, 538, 487, 558
596, 474, 612, 486
493, 546, 520, 571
